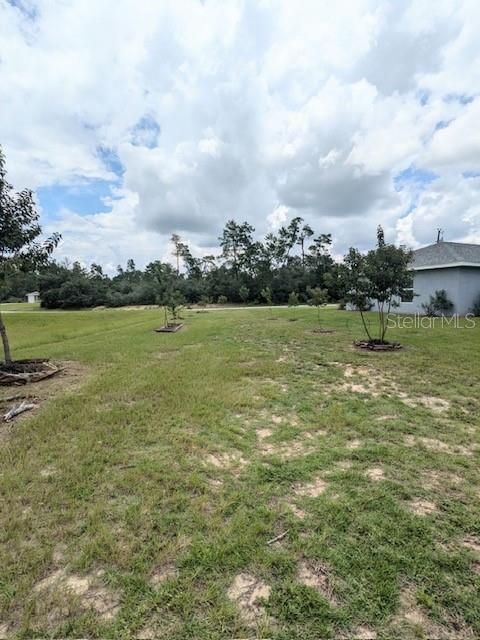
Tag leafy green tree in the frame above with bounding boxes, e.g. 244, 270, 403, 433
260, 286, 273, 306
0, 146, 60, 363
239, 285, 249, 304
219, 220, 255, 278
341, 226, 413, 344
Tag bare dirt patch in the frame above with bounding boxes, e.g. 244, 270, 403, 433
350, 626, 377, 639
150, 563, 178, 587
407, 498, 437, 517
375, 414, 397, 421
401, 394, 450, 413
288, 503, 307, 519
420, 470, 463, 491
260, 438, 312, 460
346, 439, 362, 450
227, 573, 271, 624
461, 536, 480, 554
257, 428, 273, 440
297, 560, 337, 606
387, 587, 472, 639
33, 567, 119, 621
330, 363, 451, 413
365, 467, 385, 481
404, 435, 472, 457
205, 451, 247, 472
294, 476, 327, 498
0, 361, 90, 438
335, 460, 353, 470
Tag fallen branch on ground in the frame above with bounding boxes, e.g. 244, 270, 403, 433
3, 401, 37, 422
0, 362, 64, 386
267, 531, 288, 545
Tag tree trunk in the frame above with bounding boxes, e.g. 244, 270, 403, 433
359, 309, 372, 342
0, 311, 12, 364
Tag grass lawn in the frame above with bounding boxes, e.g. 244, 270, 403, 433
0, 302, 41, 312
0, 307, 479, 639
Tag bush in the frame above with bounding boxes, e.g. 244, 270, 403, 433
471, 293, 480, 316
421, 289, 454, 316
217, 295, 228, 304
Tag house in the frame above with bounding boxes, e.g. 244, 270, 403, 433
398, 241, 480, 315
26, 291, 40, 304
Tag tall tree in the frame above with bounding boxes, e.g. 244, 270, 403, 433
219, 220, 254, 278
0, 146, 60, 363
171, 233, 183, 276
297, 222, 314, 267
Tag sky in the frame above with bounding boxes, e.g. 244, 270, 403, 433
1, 0, 480, 271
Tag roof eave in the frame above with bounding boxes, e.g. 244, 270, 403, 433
413, 262, 480, 271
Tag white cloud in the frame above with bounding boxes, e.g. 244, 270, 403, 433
1, 0, 480, 268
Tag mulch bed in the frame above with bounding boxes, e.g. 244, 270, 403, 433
154, 323, 184, 333
0, 359, 63, 386
354, 340, 402, 351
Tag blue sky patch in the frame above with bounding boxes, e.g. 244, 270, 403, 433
97, 145, 124, 178
444, 93, 475, 105
7, 0, 37, 20
131, 115, 160, 148
37, 179, 117, 219
394, 166, 437, 191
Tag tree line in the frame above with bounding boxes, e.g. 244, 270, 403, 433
2, 218, 344, 309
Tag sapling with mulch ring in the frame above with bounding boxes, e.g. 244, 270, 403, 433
340, 226, 413, 350
0, 146, 62, 383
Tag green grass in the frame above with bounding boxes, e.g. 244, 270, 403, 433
0, 302, 40, 312
0, 308, 479, 639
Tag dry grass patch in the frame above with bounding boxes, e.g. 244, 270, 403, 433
149, 563, 178, 587
335, 460, 353, 470
260, 438, 312, 460
401, 394, 450, 413
461, 536, 480, 554
387, 587, 473, 639
294, 475, 328, 498
297, 559, 337, 606
420, 470, 463, 491
205, 451, 248, 472
227, 573, 271, 624
352, 626, 377, 639
256, 427, 273, 440
331, 362, 451, 414
407, 498, 437, 517
404, 435, 472, 456
288, 503, 307, 520
346, 439, 362, 450
365, 467, 385, 481
33, 567, 120, 622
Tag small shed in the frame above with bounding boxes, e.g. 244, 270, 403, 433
26, 291, 40, 304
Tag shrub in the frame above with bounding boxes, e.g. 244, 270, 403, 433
217, 295, 228, 304
422, 289, 454, 316
239, 285, 249, 303
470, 293, 480, 317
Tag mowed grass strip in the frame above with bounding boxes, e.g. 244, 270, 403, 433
0, 307, 479, 639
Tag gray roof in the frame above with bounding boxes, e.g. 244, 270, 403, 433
412, 242, 480, 270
